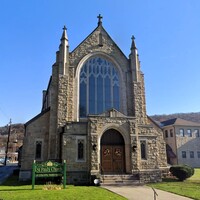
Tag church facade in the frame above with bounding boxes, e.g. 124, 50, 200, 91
20, 16, 167, 184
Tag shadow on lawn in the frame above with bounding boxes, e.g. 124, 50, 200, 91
1, 175, 31, 186
1, 174, 67, 190
162, 178, 180, 182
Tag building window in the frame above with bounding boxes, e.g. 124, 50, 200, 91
79, 56, 120, 117
197, 151, 200, 158
140, 141, 146, 159
35, 140, 42, 159
182, 151, 186, 158
194, 129, 199, 137
170, 129, 173, 137
76, 136, 86, 162
179, 129, 184, 137
165, 130, 168, 138
190, 151, 194, 158
187, 129, 192, 137
78, 140, 84, 160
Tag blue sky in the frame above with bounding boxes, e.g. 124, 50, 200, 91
0, 0, 200, 126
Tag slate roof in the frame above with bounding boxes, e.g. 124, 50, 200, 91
161, 118, 200, 127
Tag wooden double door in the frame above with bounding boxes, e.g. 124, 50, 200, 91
101, 145, 124, 173
101, 129, 125, 174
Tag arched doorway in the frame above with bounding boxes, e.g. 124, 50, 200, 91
100, 129, 125, 174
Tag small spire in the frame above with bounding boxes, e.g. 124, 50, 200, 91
131, 35, 137, 50
97, 14, 103, 26
61, 25, 68, 41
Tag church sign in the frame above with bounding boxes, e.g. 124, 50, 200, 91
32, 160, 66, 189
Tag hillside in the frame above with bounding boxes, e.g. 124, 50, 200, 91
0, 123, 24, 155
150, 112, 200, 123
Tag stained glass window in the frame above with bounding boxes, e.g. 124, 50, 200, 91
80, 56, 120, 117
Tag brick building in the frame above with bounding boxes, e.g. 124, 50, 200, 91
20, 16, 167, 184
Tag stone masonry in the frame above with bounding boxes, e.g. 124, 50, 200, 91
20, 16, 167, 184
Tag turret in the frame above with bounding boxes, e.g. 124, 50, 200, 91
129, 36, 140, 82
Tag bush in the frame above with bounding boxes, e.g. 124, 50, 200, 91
169, 165, 194, 181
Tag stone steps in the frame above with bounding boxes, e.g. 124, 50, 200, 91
100, 174, 140, 185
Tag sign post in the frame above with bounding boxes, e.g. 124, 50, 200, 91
32, 160, 66, 189
32, 160, 36, 190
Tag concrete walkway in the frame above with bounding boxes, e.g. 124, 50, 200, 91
102, 185, 194, 200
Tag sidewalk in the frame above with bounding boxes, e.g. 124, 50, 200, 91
102, 185, 194, 200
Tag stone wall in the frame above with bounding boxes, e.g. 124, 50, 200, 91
139, 169, 162, 183
61, 122, 90, 183
21, 110, 50, 170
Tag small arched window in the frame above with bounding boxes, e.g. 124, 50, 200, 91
79, 56, 120, 117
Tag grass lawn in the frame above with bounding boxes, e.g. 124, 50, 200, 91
148, 168, 200, 200
0, 176, 126, 200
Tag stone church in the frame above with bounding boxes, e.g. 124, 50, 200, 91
20, 16, 167, 184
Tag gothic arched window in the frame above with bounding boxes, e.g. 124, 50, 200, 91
79, 56, 120, 117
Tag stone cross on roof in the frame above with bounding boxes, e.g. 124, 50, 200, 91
63, 25, 67, 31
97, 14, 103, 26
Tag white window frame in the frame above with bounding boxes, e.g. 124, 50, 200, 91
194, 129, 199, 137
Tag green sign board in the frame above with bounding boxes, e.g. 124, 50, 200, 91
32, 160, 66, 189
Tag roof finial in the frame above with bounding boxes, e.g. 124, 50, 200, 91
63, 25, 67, 31
61, 25, 68, 41
97, 14, 103, 26
131, 35, 137, 50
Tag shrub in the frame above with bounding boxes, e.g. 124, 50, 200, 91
169, 165, 194, 181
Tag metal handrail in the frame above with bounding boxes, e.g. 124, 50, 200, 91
151, 187, 158, 200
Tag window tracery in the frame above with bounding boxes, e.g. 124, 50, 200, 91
80, 56, 120, 117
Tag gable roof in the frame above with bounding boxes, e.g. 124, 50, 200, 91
71, 23, 128, 60
161, 118, 200, 127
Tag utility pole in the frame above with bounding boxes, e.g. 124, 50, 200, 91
4, 119, 12, 166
